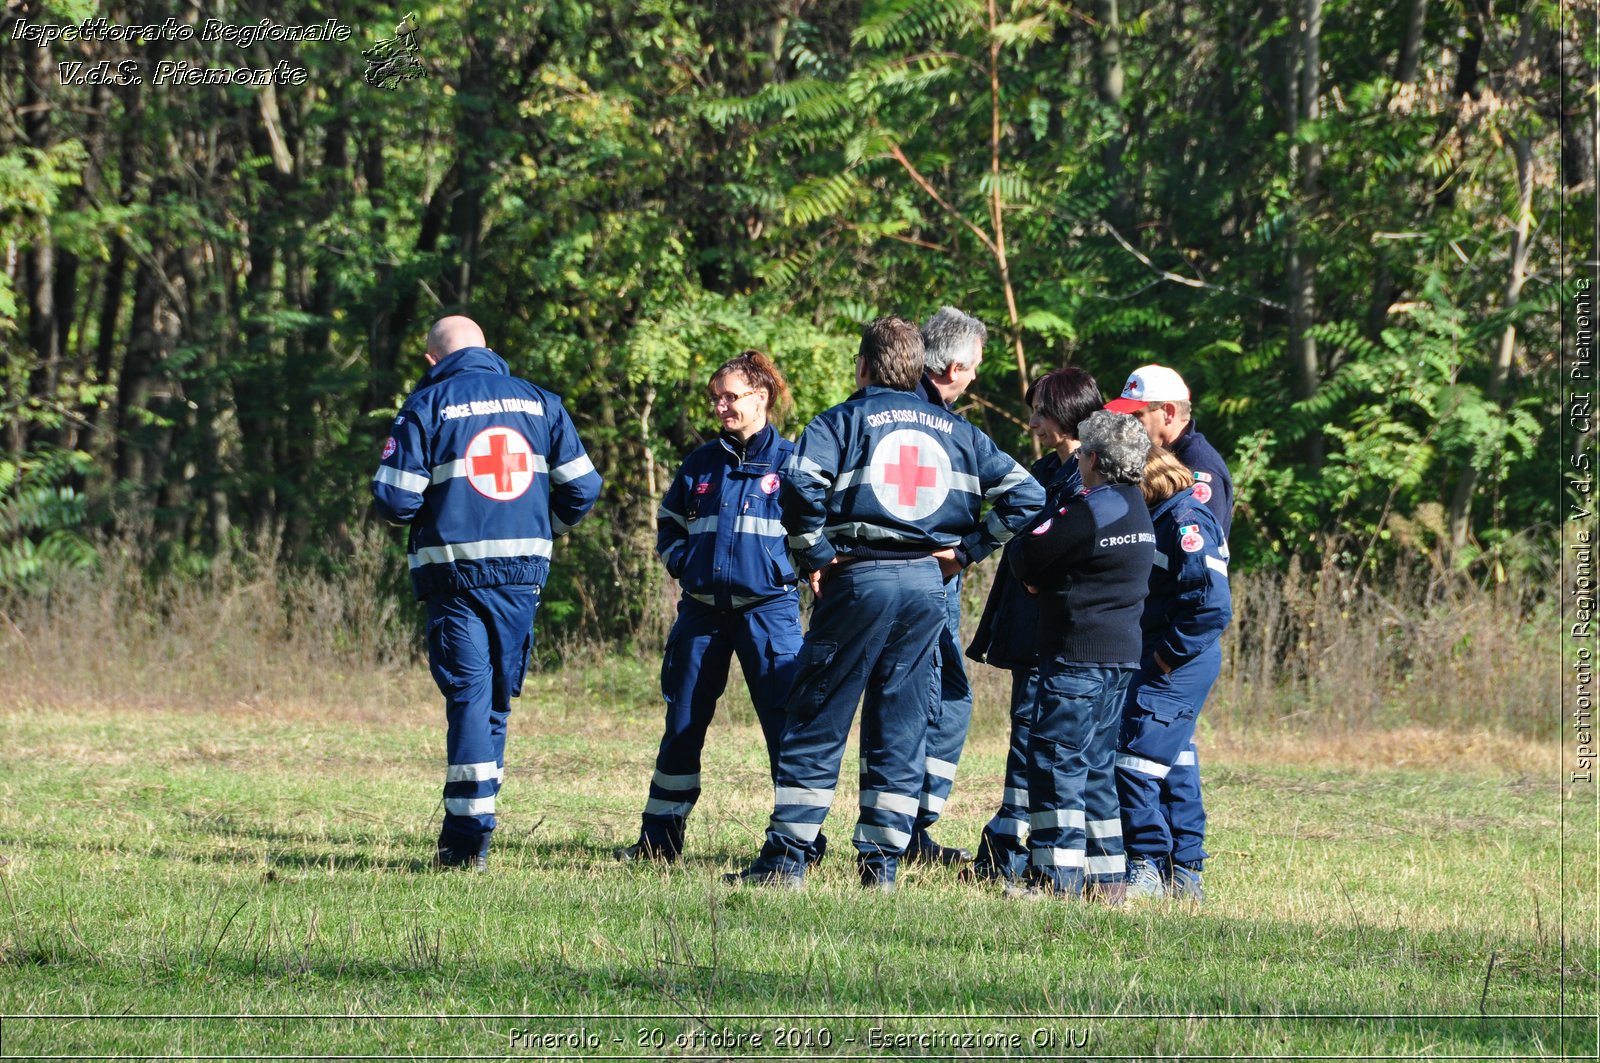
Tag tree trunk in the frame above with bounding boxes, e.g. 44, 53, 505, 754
1286, 0, 1323, 467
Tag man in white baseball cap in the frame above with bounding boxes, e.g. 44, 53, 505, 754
1106, 365, 1233, 540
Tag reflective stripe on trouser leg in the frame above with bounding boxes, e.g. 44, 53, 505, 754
975, 665, 1036, 882
639, 599, 734, 850
750, 560, 942, 880
428, 585, 539, 849
915, 569, 972, 834
1165, 742, 1208, 869
1026, 661, 1131, 894
1117, 646, 1218, 866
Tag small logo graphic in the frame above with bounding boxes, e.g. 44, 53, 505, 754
1179, 524, 1204, 553
363, 12, 426, 91
1031, 518, 1054, 536
1192, 481, 1212, 504
694, 480, 714, 495
381, 436, 398, 460
760, 473, 780, 495
464, 426, 535, 501
1195, 470, 1212, 483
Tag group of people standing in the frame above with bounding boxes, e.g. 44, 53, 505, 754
373, 310, 1233, 902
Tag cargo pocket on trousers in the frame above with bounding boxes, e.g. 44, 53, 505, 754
785, 640, 838, 723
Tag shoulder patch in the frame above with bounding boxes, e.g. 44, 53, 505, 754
1194, 470, 1212, 483
1031, 518, 1054, 536
1180, 525, 1204, 553
760, 472, 780, 495
1192, 480, 1212, 504
381, 436, 397, 460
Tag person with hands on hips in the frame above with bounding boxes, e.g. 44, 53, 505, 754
614, 351, 806, 864
726, 317, 1042, 893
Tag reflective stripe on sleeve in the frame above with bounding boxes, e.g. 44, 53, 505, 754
549, 454, 596, 485
374, 466, 430, 494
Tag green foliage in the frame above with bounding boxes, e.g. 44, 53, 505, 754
0, 0, 1573, 645
0, 449, 97, 586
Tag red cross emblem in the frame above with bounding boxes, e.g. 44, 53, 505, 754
464, 426, 535, 501
884, 444, 937, 507
868, 428, 952, 519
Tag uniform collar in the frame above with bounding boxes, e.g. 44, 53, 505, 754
917, 374, 953, 410
719, 423, 780, 467
419, 346, 510, 387
1151, 485, 1201, 521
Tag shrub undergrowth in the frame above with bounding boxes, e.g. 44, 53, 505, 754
0, 537, 1557, 741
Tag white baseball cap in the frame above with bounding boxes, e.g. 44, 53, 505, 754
1105, 364, 1190, 413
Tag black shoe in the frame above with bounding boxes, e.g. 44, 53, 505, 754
905, 832, 972, 866
433, 848, 488, 872
721, 866, 804, 890
434, 830, 490, 872
613, 839, 677, 864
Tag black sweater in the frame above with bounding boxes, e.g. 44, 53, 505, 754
1009, 482, 1154, 664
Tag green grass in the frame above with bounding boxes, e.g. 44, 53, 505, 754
0, 658, 1593, 1060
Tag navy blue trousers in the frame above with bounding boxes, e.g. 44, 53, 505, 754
637, 594, 801, 852
913, 569, 973, 838
749, 558, 944, 882
425, 584, 540, 857
972, 666, 1038, 882
1026, 660, 1132, 894
1116, 645, 1219, 870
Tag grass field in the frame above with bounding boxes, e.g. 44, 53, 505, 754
0, 651, 1593, 1060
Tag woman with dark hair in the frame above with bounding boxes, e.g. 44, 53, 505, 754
964, 367, 1103, 883
615, 350, 805, 863
1116, 446, 1231, 901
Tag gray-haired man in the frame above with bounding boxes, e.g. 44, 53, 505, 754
908, 306, 988, 865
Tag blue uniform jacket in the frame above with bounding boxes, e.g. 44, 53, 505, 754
1142, 486, 1232, 668
371, 346, 603, 599
1169, 421, 1233, 542
967, 450, 1082, 668
782, 385, 1043, 573
656, 425, 799, 610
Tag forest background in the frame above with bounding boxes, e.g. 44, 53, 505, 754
0, 0, 1591, 726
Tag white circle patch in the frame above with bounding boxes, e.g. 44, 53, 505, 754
867, 429, 952, 521
464, 426, 536, 501
761, 472, 780, 495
